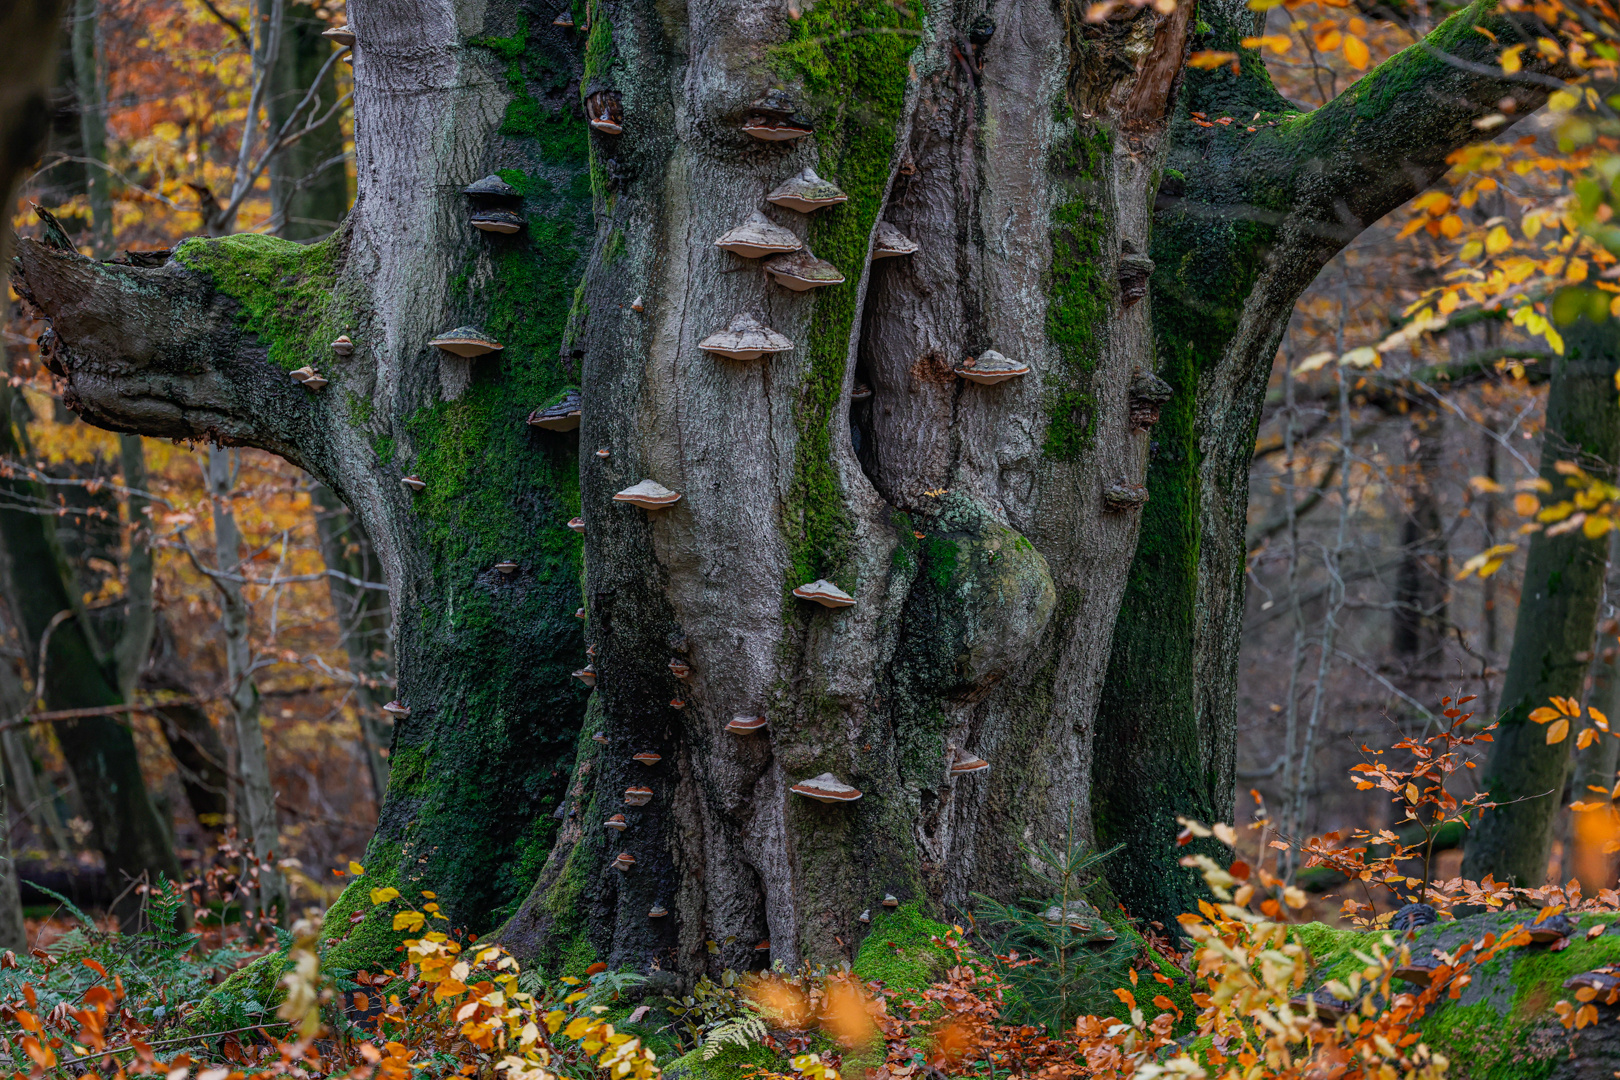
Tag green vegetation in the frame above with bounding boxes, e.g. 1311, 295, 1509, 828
1043, 122, 1112, 460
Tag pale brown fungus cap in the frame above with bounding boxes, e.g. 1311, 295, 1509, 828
699, 313, 794, 361
614, 480, 682, 509
430, 326, 503, 358
790, 773, 862, 803
766, 167, 848, 214
764, 249, 845, 292
792, 579, 855, 608
715, 211, 803, 259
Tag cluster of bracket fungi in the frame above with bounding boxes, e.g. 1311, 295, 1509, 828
330, 46, 1180, 936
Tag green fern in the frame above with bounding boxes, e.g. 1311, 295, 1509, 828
699, 1014, 768, 1060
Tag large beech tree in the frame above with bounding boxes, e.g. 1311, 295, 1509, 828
12, 0, 1561, 975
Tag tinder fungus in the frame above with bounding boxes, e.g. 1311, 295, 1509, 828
726, 715, 767, 734
568, 517, 585, 533
700, 314, 793, 360
872, 221, 918, 259
592, 732, 608, 745
322, 24, 355, 47
605, 813, 627, 831
614, 480, 682, 509
949, 749, 990, 775
767, 167, 848, 214
715, 211, 803, 259
792, 579, 855, 608
633, 752, 662, 766
528, 389, 582, 431
462, 175, 520, 200
429, 327, 503, 358
471, 208, 524, 234
400, 475, 426, 492
612, 853, 635, 871
330, 334, 354, 356
382, 700, 411, 718
573, 665, 597, 687
668, 659, 691, 679
648, 905, 668, 918
494, 561, 518, 574
624, 786, 653, 806
955, 349, 1029, 385
790, 773, 862, 803
764, 250, 845, 292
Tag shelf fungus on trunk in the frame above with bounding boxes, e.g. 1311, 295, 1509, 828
1117, 251, 1156, 309
614, 480, 682, 509
462, 175, 521, 201
573, 664, 597, 687
857, 909, 870, 924
648, 905, 668, 918
790, 773, 863, 803
872, 221, 919, 259
633, 752, 662, 766
700, 313, 793, 361
955, 349, 1029, 386
1564, 969, 1620, 999
430, 327, 503, 358
949, 749, 990, 776
882, 894, 898, 908
1102, 481, 1149, 513
630, 296, 644, 312
1128, 368, 1174, 431
587, 90, 623, 136
592, 732, 608, 745
289, 366, 328, 391
568, 517, 585, 533
321, 24, 355, 47
471, 208, 525, 235
764, 250, 845, 292
792, 579, 855, 608
494, 561, 519, 574
669, 697, 686, 709
715, 211, 803, 259
612, 853, 635, 872
575, 607, 587, 619
400, 474, 426, 492
766, 167, 848, 214
1530, 913, 1576, 944
742, 90, 813, 141
726, 715, 767, 734
1393, 954, 1442, 986
850, 382, 872, 402
596, 448, 610, 458
605, 813, 627, 831
668, 659, 692, 680
1391, 903, 1437, 932
528, 388, 582, 431
552, 11, 574, 27
754, 940, 771, 953
330, 334, 354, 356
624, 786, 653, 806
382, 700, 411, 718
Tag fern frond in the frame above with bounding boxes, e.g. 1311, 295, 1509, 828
699, 1015, 767, 1060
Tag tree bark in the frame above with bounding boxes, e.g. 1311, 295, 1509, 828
264, 0, 349, 239
9, 0, 1567, 974
1462, 320, 1620, 887
70, 0, 112, 258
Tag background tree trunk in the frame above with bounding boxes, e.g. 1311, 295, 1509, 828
264, 0, 348, 240
9, 0, 1565, 976
1463, 319, 1620, 887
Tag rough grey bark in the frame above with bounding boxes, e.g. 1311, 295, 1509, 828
7, 0, 1571, 975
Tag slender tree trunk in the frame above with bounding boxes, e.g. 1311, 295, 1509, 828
0, 387, 180, 923
69, 0, 111, 258
310, 483, 392, 805
142, 614, 232, 833
1463, 320, 1620, 887
264, 0, 349, 240
203, 449, 286, 919
11, 0, 1570, 974
113, 436, 155, 700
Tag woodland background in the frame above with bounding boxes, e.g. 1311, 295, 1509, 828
0, 0, 1596, 934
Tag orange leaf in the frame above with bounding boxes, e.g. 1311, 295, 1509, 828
1343, 34, 1369, 69
1548, 718, 1570, 744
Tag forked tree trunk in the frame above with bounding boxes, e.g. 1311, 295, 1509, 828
11, 0, 1560, 973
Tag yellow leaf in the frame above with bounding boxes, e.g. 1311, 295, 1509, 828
1531, 706, 1563, 724
349, 861, 365, 876
1343, 34, 1369, 70
1548, 718, 1571, 744
1485, 225, 1513, 255
1188, 50, 1239, 69
1339, 346, 1381, 369
370, 887, 400, 906
1405, 783, 1420, 803
1586, 515, 1614, 539
1592, 706, 1609, 728
1440, 214, 1463, 238
1514, 492, 1541, 516
545, 1009, 567, 1034
1460, 240, 1484, 261
1550, 89, 1579, 111
1502, 44, 1525, 73
1579, 727, 1597, 749
394, 911, 426, 932
564, 1016, 593, 1040
1242, 34, 1292, 53
1314, 26, 1342, 51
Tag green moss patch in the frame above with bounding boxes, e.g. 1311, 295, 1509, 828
854, 902, 954, 990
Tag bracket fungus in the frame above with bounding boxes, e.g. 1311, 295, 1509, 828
668, 659, 691, 680
605, 813, 627, 831
624, 786, 653, 806
614, 480, 682, 509
552, 11, 574, 27
400, 475, 426, 492
471, 207, 524, 234
596, 448, 610, 458
648, 905, 668, 918
462, 175, 521, 201
767, 167, 848, 214
330, 334, 354, 356
1128, 368, 1174, 431
630, 296, 644, 312
1102, 481, 1149, 513
573, 665, 597, 687
1565, 969, 1620, 995
742, 90, 813, 141
289, 366, 326, 391
429, 327, 503, 358
494, 561, 518, 574
872, 221, 919, 259
633, 752, 662, 766
949, 749, 990, 776
715, 211, 803, 259
382, 700, 411, 718
528, 389, 582, 431
955, 349, 1029, 385
575, 607, 587, 619
302, 374, 328, 391
764, 250, 845, 292
586, 91, 623, 136
612, 853, 635, 872
850, 382, 872, 402
790, 773, 863, 803
321, 24, 355, 47
792, 579, 855, 608
1393, 954, 1441, 986
882, 894, 898, 908
1530, 913, 1576, 944
700, 313, 793, 361
592, 732, 608, 745
1118, 251, 1156, 309
567, 517, 585, 533
726, 715, 767, 734
754, 940, 771, 953
669, 698, 687, 709
858, 909, 870, 924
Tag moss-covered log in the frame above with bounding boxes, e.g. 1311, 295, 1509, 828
8, 0, 1578, 983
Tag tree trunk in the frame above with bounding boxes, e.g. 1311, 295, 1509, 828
265, 0, 349, 240
1462, 320, 1620, 887
0, 0, 71, 271
11, 0, 1564, 974
142, 613, 232, 833
70, 0, 112, 258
